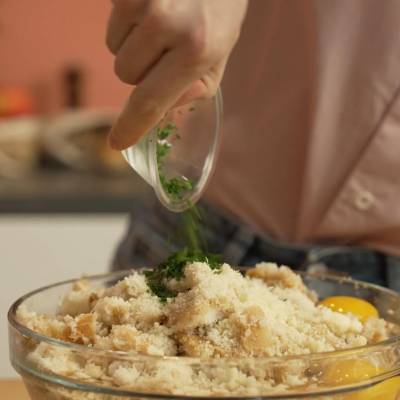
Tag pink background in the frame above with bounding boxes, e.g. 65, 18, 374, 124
0, 0, 130, 113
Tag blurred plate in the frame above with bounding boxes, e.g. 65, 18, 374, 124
42, 109, 128, 174
0, 116, 42, 179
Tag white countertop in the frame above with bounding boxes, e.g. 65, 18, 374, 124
1, 214, 127, 378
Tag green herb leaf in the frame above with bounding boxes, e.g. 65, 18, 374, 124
157, 123, 176, 140
156, 121, 195, 201
162, 177, 194, 200
145, 247, 222, 301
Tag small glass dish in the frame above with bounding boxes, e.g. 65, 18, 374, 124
122, 89, 223, 212
8, 270, 400, 400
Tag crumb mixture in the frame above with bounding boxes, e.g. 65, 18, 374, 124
17, 262, 391, 396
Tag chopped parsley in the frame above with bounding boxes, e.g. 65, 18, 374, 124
145, 247, 222, 302
147, 116, 222, 302
160, 176, 194, 199
156, 122, 194, 200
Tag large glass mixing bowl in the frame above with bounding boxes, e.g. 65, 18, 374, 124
8, 270, 400, 400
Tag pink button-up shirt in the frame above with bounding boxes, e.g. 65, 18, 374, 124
206, 0, 400, 256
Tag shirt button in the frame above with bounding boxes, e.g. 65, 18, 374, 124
354, 190, 375, 211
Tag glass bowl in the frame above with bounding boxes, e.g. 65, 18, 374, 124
8, 270, 400, 400
122, 89, 223, 212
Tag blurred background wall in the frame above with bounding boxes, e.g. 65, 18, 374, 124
0, 0, 147, 378
0, 0, 130, 113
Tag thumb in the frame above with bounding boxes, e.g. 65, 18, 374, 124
175, 58, 227, 106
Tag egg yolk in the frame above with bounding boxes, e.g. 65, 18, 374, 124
344, 376, 400, 400
323, 359, 381, 386
323, 360, 399, 399
319, 296, 379, 322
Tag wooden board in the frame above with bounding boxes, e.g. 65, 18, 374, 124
0, 379, 30, 399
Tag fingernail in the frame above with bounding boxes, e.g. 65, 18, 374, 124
108, 129, 123, 150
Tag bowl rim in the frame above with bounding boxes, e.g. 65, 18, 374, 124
8, 268, 400, 364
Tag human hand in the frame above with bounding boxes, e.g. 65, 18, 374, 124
106, 0, 248, 150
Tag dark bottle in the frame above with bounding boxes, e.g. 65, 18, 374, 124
63, 66, 84, 109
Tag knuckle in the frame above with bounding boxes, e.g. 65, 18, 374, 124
112, 0, 136, 9
137, 97, 163, 118
201, 79, 219, 99
114, 57, 135, 84
202, 85, 218, 99
182, 27, 210, 65
106, 35, 117, 55
142, 4, 171, 33
145, 9, 165, 27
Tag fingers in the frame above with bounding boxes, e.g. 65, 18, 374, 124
109, 53, 227, 150
113, 20, 167, 85
106, 0, 144, 55
106, 0, 244, 150
109, 47, 206, 150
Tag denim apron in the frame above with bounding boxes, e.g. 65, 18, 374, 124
113, 198, 400, 292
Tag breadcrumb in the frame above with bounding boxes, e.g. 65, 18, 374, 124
17, 262, 393, 397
